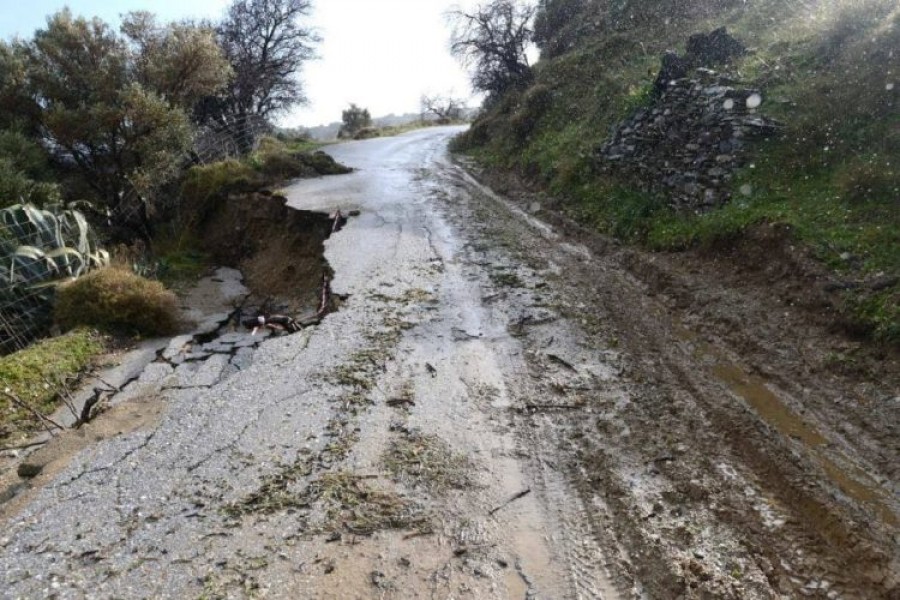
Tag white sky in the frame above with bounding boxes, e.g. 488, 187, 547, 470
0, 0, 480, 128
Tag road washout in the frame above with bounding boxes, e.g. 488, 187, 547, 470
0, 127, 895, 599
0, 192, 346, 527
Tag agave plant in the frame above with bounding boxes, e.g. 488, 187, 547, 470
0, 203, 109, 352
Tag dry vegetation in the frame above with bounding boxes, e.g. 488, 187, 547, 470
54, 267, 180, 337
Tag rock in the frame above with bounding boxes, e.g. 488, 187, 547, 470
596, 61, 780, 213
17, 462, 43, 478
686, 27, 746, 67
653, 51, 689, 95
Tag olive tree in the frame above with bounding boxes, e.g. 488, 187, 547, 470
10, 10, 230, 239
339, 104, 372, 138
420, 94, 466, 123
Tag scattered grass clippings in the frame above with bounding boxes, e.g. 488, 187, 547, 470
489, 270, 524, 288
222, 451, 315, 518
383, 430, 474, 493
312, 471, 431, 536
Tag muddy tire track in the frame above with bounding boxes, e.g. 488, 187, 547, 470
439, 157, 898, 599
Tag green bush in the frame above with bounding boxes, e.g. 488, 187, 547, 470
833, 157, 899, 205
54, 267, 180, 336
302, 151, 352, 175
181, 159, 261, 205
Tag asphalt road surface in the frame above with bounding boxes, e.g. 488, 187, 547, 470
1, 127, 896, 599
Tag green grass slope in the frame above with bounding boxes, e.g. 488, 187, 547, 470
454, 0, 899, 342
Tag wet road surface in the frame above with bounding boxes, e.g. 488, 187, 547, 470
0, 127, 620, 599
1, 126, 897, 599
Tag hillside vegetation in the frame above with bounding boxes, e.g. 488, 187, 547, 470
453, 0, 899, 342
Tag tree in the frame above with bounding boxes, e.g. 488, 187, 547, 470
449, 0, 537, 99
339, 104, 372, 139
420, 94, 465, 123
12, 10, 231, 239
201, 0, 319, 151
121, 12, 232, 110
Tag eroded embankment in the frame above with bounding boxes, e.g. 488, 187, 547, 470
0, 195, 348, 522
196, 191, 341, 315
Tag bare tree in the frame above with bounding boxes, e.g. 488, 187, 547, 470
449, 0, 537, 99
420, 94, 465, 123
199, 0, 319, 151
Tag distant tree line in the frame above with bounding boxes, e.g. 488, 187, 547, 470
0, 0, 318, 240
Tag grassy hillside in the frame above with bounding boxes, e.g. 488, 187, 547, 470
454, 0, 899, 342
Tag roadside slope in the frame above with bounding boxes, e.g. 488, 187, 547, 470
455, 0, 900, 343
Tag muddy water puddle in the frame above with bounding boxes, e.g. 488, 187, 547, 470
674, 322, 898, 528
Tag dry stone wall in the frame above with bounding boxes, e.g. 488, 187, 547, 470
597, 69, 782, 212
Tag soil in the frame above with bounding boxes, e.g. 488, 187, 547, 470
456, 161, 899, 598
197, 191, 336, 314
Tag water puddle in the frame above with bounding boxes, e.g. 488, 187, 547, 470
674, 322, 897, 528
711, 364, 827, 447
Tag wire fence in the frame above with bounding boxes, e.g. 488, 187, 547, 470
191, 115, 273, 165
108, 114, 275, 236
0, 115, 272, 355
0, 282, 49, 355
0, 204, 109, 354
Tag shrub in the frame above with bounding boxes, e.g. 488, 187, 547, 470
180, 159, 261, 226
1, 202, 109, 352
256, 149, 313, 179
302, 151, 352, 175
833, 157, 899, 205
352, 127, 380, 140
181, 159, 260, 205
54, 267, 180, 336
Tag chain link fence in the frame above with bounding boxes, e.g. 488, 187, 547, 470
108, 115, 275, 234
0, 204, 109, 354
192, 115, 273, 165
1, 116, 272, 355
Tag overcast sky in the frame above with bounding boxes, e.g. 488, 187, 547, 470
0, 0, 478, 127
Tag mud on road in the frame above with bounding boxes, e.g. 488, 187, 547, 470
0, 127, 896, 599
441, 159, 899, 598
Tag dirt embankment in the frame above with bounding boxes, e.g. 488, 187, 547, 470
196, 192, 337, 314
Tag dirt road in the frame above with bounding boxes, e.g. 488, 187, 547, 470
1, 127, 896, 599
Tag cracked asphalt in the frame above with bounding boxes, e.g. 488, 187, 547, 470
4, 125, 894, 599
0, 127, 619, 599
